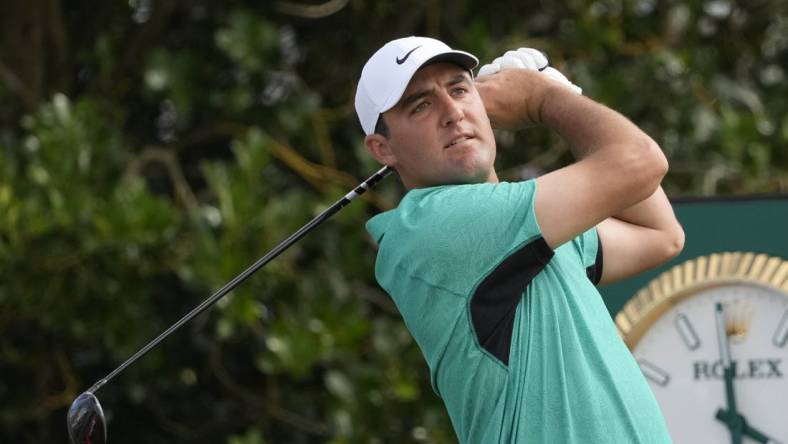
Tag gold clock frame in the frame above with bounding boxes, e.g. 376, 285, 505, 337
615, 252, 788, 350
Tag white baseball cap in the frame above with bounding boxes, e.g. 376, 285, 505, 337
355, 36, 479, 135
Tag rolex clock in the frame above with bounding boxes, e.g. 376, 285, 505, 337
616, 252, 788, 443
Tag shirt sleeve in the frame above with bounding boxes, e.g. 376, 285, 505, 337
579, 227, 604, 285
444, 180, 544, 247
380, 180, 549, 295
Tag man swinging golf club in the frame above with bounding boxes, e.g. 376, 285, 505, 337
356, 36, 684, 443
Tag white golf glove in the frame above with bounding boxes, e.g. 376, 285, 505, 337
477, 48, 582, 95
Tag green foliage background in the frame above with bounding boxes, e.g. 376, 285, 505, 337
0, 0, 786, 442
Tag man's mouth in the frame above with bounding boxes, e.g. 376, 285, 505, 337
445, 135, 473, 148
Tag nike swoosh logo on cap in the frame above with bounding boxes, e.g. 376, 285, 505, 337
396, 45, 422, 64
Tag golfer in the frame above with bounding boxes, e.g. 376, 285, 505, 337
355, 36, 684, 443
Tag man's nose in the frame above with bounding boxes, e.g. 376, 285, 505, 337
439, 93, 464, 127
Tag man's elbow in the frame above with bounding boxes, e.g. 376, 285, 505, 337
662, 222, 685, 262
619, 137, 668, 202
651, 139, 683, 262
638, 137, 669, 193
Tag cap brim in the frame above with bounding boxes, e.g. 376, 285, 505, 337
422, 51, 478, 71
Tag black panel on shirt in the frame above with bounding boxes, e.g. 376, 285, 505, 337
585, 235, 604, 286
470, 237, 554, 365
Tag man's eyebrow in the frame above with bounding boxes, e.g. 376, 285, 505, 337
447, 73, 471, 86
401, 88, 432, 107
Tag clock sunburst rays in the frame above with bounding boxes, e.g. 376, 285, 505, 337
616, 252, 788, 349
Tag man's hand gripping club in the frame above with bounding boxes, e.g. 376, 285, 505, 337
478, 48, 582, 95
474, 48, 582, 130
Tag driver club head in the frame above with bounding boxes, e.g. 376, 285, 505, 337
67, 391, 107, 444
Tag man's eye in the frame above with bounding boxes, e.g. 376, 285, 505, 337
452, 87, 468, 96
413, 102, 429, 113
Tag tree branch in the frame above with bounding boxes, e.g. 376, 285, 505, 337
354, 283, 399, 316
124, 147, 201, 214
209, 343, 332, 437
40, 349, 78, 410
121, 0, 179, 71
275, 0, 349, 19
266, 135, 394, 210
311, 113, 336, 169
167, 120, 394, 211
0, 61, 37, 111
45, 0, 69, 92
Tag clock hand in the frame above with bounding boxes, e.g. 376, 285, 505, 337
715, 302, 742, 444
715, 409, 783, 444
742, 421, 783, 444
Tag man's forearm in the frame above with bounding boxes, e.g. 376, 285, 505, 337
596, 188, 685, 284
477, 61, 663, 172
538, 86, 656, 162
612, 186, 676, 229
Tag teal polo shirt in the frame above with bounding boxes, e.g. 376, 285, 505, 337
366, 180, 671, 443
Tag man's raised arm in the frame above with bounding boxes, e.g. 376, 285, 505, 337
475, 69, 683, 270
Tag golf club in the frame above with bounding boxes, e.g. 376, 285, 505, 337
67, 165, 393, 444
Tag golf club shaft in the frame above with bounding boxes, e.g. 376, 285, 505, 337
88, 166, 393, 394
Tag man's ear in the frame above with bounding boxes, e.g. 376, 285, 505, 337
364, 134, 397, 166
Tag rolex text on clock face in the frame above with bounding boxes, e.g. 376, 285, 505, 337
633, 282, 788, 443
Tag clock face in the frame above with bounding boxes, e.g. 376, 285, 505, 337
633, 282, 788, 443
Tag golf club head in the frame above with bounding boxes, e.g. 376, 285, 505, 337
67, 391, 107, 444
